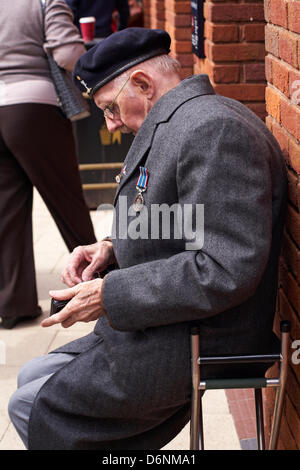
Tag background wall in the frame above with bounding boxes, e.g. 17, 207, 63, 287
264, 0, 300, 450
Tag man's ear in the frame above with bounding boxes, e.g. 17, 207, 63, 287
130, 70, 154, 98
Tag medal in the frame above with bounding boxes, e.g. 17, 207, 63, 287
133, 192, 144, 212
133, 166, 149, 212
115, 165, 127, 184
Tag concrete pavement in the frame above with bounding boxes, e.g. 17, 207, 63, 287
0, 190, 241, 450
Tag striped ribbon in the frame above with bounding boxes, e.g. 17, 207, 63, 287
136, 166, 149, 192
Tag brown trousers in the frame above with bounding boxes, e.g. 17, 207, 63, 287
0, 103, 96, 319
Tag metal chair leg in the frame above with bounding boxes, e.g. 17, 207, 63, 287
190, 328, 204, 450
254, 388, 265, 450
269, 321, 290, 450
189, 321, 290, 451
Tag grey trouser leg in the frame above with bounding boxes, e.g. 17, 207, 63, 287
8, 353, 76, 449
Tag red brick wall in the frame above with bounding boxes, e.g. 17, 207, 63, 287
165, 0, 193, 79
264, 0, 300, 450
194, 0, 267, 120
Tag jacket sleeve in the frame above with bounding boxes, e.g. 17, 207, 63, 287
116, 0, 130, 30
103, 116, 274, 331
44, 0, 85, 71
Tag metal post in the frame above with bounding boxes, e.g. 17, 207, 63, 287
269, 321, 290, 450
190, 329, 204, 450
254, 388, 265, 450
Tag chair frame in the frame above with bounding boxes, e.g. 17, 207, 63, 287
190, 320, 290, 450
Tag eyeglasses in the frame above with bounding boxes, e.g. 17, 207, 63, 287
103, 77, 130, 120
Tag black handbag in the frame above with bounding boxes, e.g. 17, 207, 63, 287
40, 0, 90, 121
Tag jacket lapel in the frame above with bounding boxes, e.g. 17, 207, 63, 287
113, 120, 156, 204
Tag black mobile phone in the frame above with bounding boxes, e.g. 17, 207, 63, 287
50, 298, 70, 316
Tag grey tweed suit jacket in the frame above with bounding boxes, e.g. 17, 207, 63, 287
28, 75, 287, 449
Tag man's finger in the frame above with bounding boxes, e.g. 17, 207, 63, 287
61, 270, 77, 287
81, 262, 101, 282
49, 287, 76, 300
41, 301, 74, 328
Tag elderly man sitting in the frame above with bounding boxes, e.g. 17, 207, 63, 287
9, 28, 287, 450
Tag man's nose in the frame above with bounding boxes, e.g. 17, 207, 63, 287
105, 118, 122, 134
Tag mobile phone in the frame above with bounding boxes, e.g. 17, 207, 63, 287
50, 298, 70, 316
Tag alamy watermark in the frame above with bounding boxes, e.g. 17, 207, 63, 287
291, 339, 300, 365
291, 80, 300, 105
97, 196, 204, 250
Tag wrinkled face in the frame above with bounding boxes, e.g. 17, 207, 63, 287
93, 78, 148, 135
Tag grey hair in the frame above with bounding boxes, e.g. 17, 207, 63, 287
112, 54, 181, 88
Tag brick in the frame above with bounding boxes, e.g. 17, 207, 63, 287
280, 97, 300, 140
165, 0, 190, 14
150, 8, 165, 21
264, 0, 271, 22
244, 63, 266, 82
279, 289, 300, 344
171, 41, 192, 54
265, 114, 273, 130
207, 42, 266, 62
165, 10, 191, 27
265, 55, 273, 83
204, 22, 239, 43
246, 102, 267, 120
289, 138, 300, 174
166, 25, 191, 41
279, 30, 298, 68
179, 67, 194, 79
272, 120, 289, 159
279, 258, 300, 312
265, 24, 280, 57
193, 56, 205, 75
285, 204, 300, 248
172, 53, 194, 67
266, 86, 281, 121
284, 396, 300, 447
288, 1, 300, 35
277, 411, 298, 449
272, 59, 289, 96
206, 3, 265, 23
241, 23, 266, 42
285, 359, 300, 417
193, 57, 205, 75
205, 60, 240, 83
286, 166, 299, 208
289, 69, 300, 103
281, 232, 300, 280
213, 83, 266, 101
270, 0, 288, 28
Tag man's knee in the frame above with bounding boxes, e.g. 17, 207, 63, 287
17, 352, 75, 388
17, 356, 44, 388
8, 387, 25, 426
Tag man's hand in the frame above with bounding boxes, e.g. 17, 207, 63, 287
41, 278, 106, 328
61, 240, 115, 287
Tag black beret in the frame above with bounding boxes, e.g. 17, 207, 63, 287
73, 28, 171, 97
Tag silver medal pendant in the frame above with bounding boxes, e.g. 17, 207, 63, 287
133, 192, 144, 212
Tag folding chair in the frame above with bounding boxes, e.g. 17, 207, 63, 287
190, 320, 290, 450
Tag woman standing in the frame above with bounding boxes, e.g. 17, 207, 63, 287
0, 0, 97, 329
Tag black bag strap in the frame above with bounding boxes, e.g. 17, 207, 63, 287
40, 0, 47, 47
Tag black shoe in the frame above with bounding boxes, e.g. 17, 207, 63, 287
1, 306, 43, 329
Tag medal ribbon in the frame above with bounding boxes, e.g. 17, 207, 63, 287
136, 166, 149, 192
